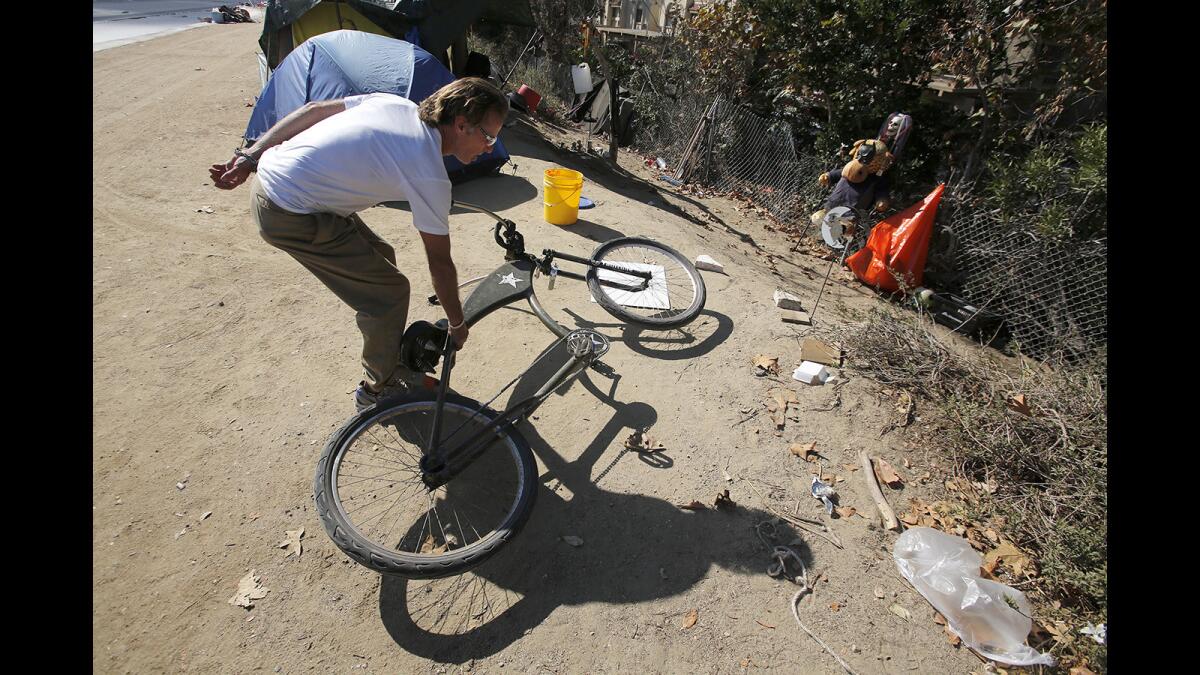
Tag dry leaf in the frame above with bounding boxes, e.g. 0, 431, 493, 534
873, 587, 885, 599
874, 459, 904, 488
1007, 394, 1032, 416
888, 603, 912, 621
228, 570, 269, 609
755, 620, 775, 629
902, 457, 912, 469
946, 626, 961, 646
624, 430, 664, 452
678, 501, 706, 510
983, 542, 1033, 577
834, 506, 857, 519
900, 513, 920, 526
843, 463, 859, 472
1069, 667, 1096, 675
765, 388, 799, 429
789, 442, 818, 461
933, 612, 947, 625
418, 533, 449, 554
714, 489, 736, 509
829, 602, 841, 612
752, 355, 780, 376
682, 608, 698, 630
277, 527, 304, 558
200, 511, 213, 521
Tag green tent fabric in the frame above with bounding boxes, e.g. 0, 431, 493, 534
259, 0, 535, 70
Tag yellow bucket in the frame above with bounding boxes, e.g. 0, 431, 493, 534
543, 168, 584, 225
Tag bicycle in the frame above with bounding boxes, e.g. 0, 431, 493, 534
313, 201, 707, 578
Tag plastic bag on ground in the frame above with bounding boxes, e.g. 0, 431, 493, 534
893, 528, 1055, 667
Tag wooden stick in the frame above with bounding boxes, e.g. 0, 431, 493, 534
859, 450, 901, 531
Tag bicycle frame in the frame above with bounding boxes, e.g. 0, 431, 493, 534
416, 201, 621, 489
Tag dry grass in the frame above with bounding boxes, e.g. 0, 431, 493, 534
844, 308, 1107, 666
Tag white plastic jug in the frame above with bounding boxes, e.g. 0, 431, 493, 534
571, 63, 593, 94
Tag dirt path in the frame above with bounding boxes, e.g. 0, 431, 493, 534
93, 24, 982, 674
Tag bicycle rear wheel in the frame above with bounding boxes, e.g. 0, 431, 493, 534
586, 237, 706, 328
314, 391, 537, 579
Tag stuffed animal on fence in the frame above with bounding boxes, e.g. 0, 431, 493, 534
811, 112, 913, 231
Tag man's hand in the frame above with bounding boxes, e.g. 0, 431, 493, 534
209, 156, 254, 190
449, 323, 469, 349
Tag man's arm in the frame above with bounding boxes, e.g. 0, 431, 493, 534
209, 99, 348, 190
419, 231, 469, 349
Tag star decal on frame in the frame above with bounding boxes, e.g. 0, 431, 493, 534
497, 272, 521, 288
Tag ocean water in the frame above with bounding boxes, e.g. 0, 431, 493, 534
93, 1, 258, 52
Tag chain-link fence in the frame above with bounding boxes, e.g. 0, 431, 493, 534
632, 96, 1107, 364
933, 200, 1108, 362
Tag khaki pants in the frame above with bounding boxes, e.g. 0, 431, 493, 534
251, 176, 410, 391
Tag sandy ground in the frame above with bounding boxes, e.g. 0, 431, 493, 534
93, 23, 986, 674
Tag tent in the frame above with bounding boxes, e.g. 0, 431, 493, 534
568, 79, 636, 147
244, 30, 509, 183
258, 1, 535, 71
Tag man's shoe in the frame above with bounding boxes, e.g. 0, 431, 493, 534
353, 381, 411, 413
353, 366, 428, 413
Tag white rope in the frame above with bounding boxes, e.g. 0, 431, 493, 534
765, 544, 861, 675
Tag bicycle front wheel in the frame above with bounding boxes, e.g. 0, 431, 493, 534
314, 392, 537, 579
586, 237, 707, 329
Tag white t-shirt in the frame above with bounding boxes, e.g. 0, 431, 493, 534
256, 94, 452, 235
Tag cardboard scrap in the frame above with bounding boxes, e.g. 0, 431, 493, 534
799, 339, 841, 367
780, 309, 812, 325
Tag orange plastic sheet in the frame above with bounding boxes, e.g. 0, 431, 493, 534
846, 184, 945, 292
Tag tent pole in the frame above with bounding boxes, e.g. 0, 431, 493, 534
501, 30, 541, 88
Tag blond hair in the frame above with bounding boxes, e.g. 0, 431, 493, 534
418, 77, 508, 127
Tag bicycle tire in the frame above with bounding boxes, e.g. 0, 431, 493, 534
585, 237, 707, 329
314, 391, 537, 579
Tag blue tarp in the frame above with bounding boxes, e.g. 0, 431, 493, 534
244, 30, 508, 183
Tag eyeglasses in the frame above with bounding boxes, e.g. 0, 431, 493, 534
474, 126, 498, 147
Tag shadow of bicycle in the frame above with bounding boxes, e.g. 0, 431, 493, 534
376, 335, 811, 661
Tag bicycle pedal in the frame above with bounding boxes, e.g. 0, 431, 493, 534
589, 360, 616, 378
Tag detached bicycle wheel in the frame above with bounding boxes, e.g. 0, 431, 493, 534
314, 391, 537, 579
586, 237, 707, 329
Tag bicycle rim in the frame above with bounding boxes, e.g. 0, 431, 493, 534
327, 400, 533, 573
589, 239, 704, 327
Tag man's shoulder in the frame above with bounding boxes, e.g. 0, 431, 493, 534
359, 92, 416, 108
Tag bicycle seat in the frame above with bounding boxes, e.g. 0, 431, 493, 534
400, 320, 448, 374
